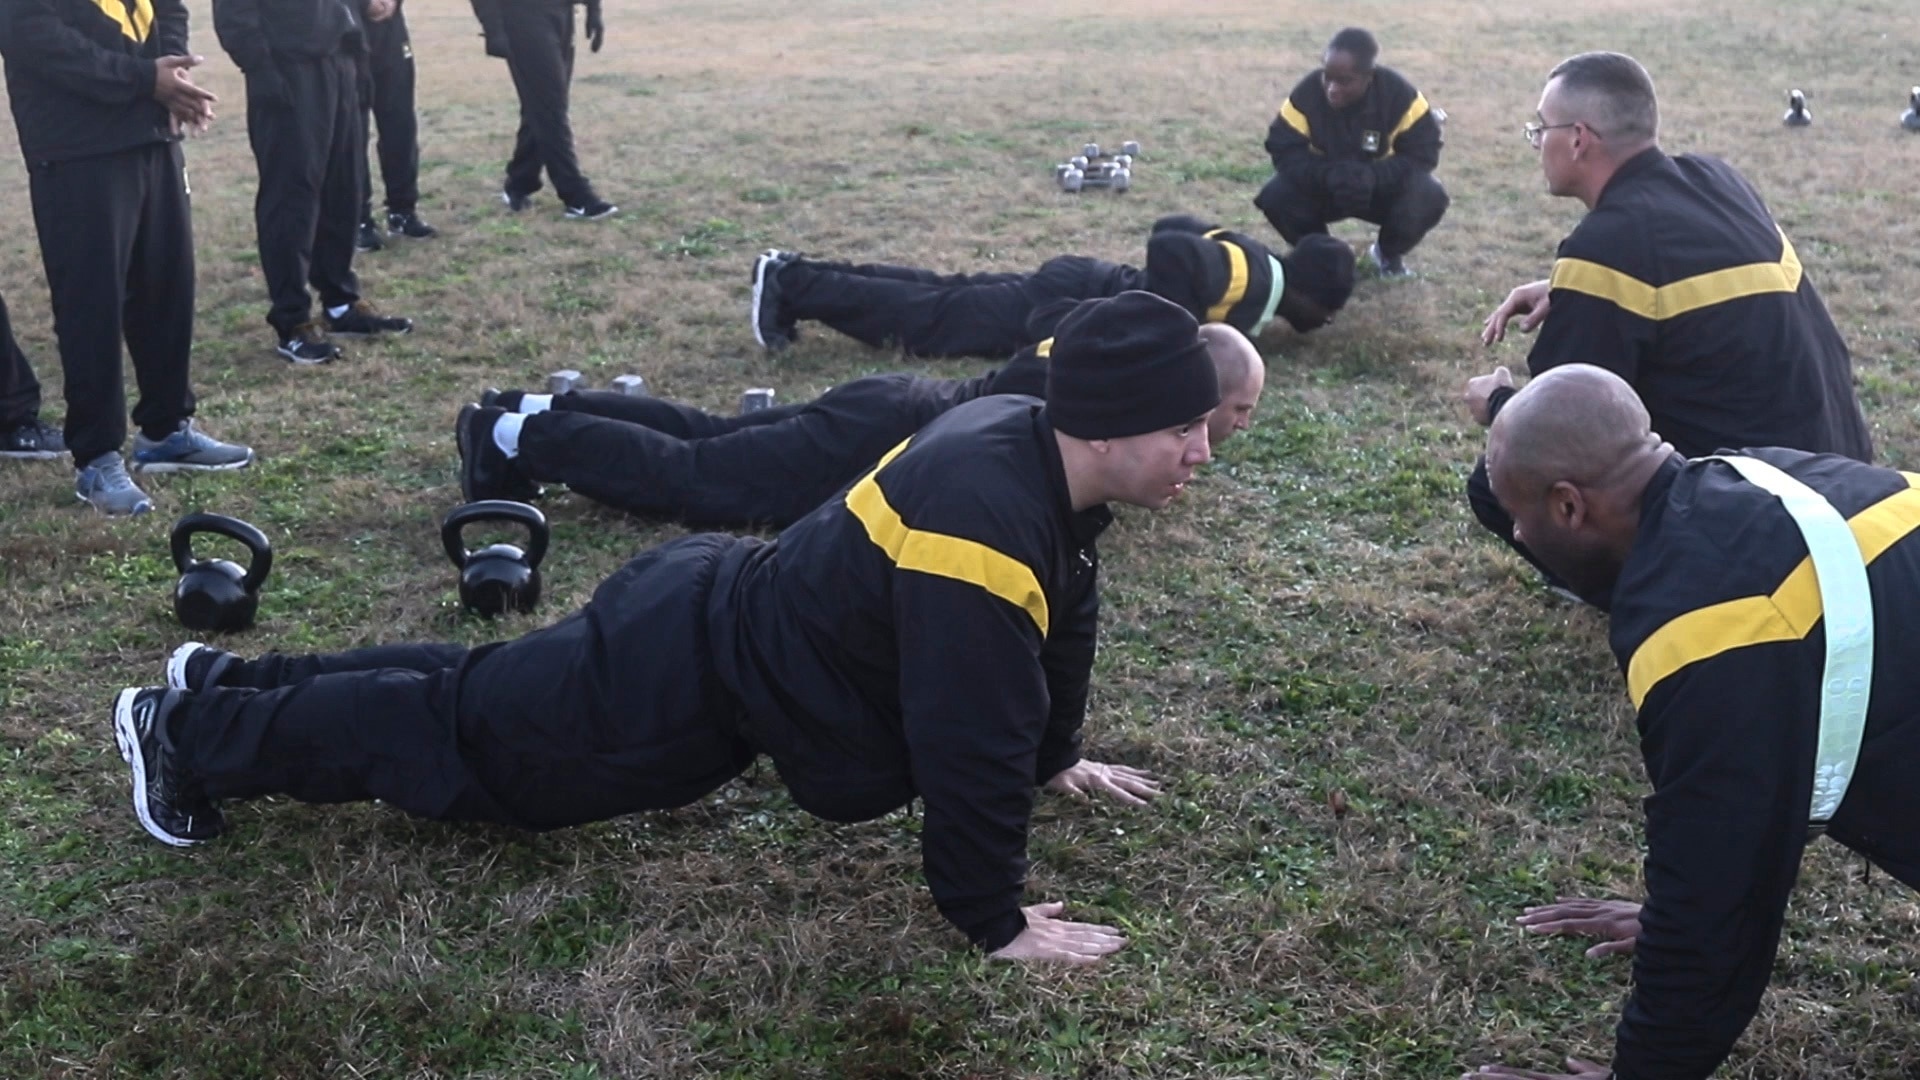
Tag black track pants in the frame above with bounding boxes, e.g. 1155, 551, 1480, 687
361, 8, 420, 218
501, 0, 591, 205
518, 378, 945, 528
1254, 168, 1449, 260
27, 142, 196, 461
247, 53, 363, 336
179, 535, 755, 830
0, 292, 43, 430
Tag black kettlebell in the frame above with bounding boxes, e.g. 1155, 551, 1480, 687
441, 500, 548, 617
171, 512, 273, 632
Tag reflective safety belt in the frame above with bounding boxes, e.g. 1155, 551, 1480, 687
1711, 456, 1873, 833
1251, 255, 1287, 336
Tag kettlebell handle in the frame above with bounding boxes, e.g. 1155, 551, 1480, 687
170, 512, 274, 593
441, 500, 549, 569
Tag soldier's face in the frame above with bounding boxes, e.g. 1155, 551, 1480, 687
1207, 366, 1264, 446
1322, 50, 1372, 109
1102, 416, 1214, 509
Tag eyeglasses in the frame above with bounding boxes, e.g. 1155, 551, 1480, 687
1522, 120, 1580, 149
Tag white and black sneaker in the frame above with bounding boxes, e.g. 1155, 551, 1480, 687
564, 197, 618, 220
750, 250, 799, 351
277, 322, 342, 365
166, 642, 241, 692
112, 687, 225, 846
0, 418, 65, 460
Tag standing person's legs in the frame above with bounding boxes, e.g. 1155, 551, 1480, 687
0, 291, 60, 456
247, 60, 332, 341
501, 1, 592, 206
1253, 171, 1334, 245
1371, 171, 1449, 263
310, 54, 364, 318
122, 142, 199, 447
776, 259, 1036, 358
368, 9, 421, 218
27, 150, 140, 466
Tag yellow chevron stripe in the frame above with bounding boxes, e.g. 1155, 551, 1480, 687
1379, 92, 1430, 159
1551, 230, 1804, 322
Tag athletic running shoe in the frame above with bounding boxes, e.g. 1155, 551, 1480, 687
750, 250, 799, 352
1367, 241, 1412, 278
565, 197, 618, 220
74, 452, 153, 516
0, 418, 65, 460
277, 322, 341, 365
132, 419, 255, 473
166, 641, 241, 692
386, 210, 438, 238
456, 403, 540, 503
501, 189, 534, 213
356, 218, 385, 253
112, 686, 225, 846
325, 301, 413, 337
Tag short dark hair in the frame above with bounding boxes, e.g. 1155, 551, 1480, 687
1326, 27, 1379, 69
1546, 51, 1658, 142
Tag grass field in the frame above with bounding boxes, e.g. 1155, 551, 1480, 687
4, 1, 1920, 1076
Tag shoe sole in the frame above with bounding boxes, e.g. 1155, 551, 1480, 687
750, 254, 773, 348
277, 347, 339, 365
113, 688, 199, 848
74, 489, 153, 516
456, 404, 480, 504
326, 325, 412, 338
165, 642, 207, 692
133, 455, 254, 474
565, 207, 618, 220
0, 449, 63, 460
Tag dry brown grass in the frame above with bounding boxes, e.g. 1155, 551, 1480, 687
3, 0, 1920, 1076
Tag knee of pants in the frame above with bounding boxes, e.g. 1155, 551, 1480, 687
1398, 173, 1451, 231
1254, 174, 1324, 241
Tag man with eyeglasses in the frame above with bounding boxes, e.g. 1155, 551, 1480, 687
1464, 51, 1870, 603
1253, 26, 1449, 278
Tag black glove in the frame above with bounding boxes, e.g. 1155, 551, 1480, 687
584, 0, 605, 52
1325, 162, 1374, 219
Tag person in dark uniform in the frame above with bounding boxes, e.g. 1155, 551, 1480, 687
471, 0, 614, 219
0, 291, 65, 459
750, 215, 1355, 358
1464, 52, 1873, 602
455, 322, 1266, 529
0, 0, 254, 515
214, 0, 413, 364
112, 291, 1220, 963
1254, 27, 1449, 277
1464, 364, 1920, 1080
353, 0, 433, 252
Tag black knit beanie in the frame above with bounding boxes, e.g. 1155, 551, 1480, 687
1046, 291, 1219, 440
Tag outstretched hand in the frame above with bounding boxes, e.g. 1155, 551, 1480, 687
989, 901, 1127, 965
1481, 279, 1553, 345
1461, 1055, 1611, 1079
1045, 759, 1162, 806
1517, 897, 1642, 958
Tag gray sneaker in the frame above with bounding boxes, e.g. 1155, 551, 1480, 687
75, 452, 154, 516
131, 420, 255, 473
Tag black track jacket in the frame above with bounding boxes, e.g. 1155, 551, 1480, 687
1607, 450, 1920, 1077
0, 0, 184, 163
212, 0, 359, 73
1265, 64, 1440, 194
707, 396, 1108, 951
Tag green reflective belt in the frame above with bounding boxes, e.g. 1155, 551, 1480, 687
1711, 456, 1873, 832
1251, 255, 1287, 336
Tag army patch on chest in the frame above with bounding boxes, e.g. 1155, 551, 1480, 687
1360, 130, 1382, 154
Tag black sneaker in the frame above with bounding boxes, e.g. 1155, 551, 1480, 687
0, 418, 66, 460
166, 641, 241, 692
326, 301, 413, 337
386, 210, 438, 239
478, 387, 527, 412
112, 687, 224, 847
564, 198, 618, 220
501, 189, 534, 213
456, 403, 540, 503
277, 322, 341, 365
750, 250, 799, 351
356, 218, 385, 253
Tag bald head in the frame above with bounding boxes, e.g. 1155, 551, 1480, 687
1488, 364, 1659, 495
1200, 323, 1265, 445
1485, 365, 1675, 600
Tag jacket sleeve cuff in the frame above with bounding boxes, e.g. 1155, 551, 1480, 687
1485, 384, 1519, 423
969, 908, 1027, 954
138, 57, 159, 97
